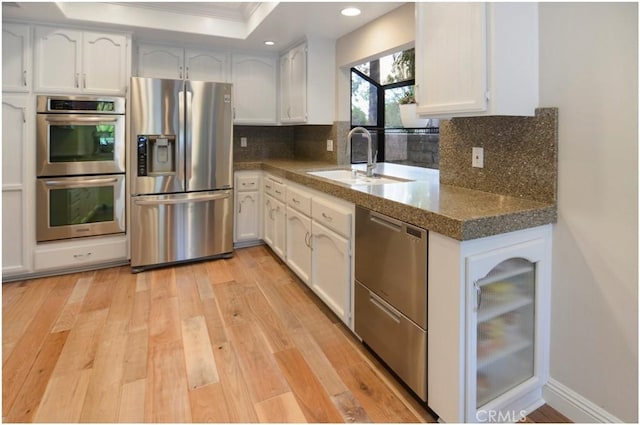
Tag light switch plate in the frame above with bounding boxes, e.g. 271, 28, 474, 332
472, 147, 484, 168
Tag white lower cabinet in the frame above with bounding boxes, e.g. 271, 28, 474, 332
33, 234, 128, 273
311, 220, 350, 324
428, 225, 551, 423
234, 171, 261, 245
263, 194, 286, 260
285, 207, 312, 284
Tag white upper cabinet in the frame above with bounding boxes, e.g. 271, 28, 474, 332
415, 3, 538, 118
34, 27, 129, 94
232, 54, 277, 124
137, 44, 230, 82
137, 44, 184, 79
34, 26, 129, 95
280, 42, 307, 123
279, 38, 335, 125
2, 23, 32, 92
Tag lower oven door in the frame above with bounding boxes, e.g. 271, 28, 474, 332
36, 175, 125, 242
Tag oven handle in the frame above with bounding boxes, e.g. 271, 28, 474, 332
133, 192, 231, 206
44, 116, 120, 123
45, 177, 119, 187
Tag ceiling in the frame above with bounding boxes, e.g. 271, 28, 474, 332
2, 2, 405, 52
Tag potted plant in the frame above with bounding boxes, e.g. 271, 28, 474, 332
398, 87, 430, 128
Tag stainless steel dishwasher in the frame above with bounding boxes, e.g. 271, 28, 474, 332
354, 206, 428, 401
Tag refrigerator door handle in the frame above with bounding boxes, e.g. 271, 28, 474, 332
133, 192, 231, 206
184, 81, 193, 182
178, 86, 186, 183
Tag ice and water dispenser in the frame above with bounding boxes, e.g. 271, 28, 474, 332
136, 135, 176, 176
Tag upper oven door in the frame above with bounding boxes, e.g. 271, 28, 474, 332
36, 113, 125, 176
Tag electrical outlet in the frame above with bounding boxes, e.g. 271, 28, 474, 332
472, 147, 484, 168
326, 139, 334, 151
240, 137, 247, 148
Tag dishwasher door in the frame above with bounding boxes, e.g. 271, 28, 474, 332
355, 206, 427, 329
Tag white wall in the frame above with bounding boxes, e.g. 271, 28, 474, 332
538, 3, 638, 422
335, 3, 415, 121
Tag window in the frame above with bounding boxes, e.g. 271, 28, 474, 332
350, 48, 439, 169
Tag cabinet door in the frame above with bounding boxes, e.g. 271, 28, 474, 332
280, 43, 307, 123
3, 23, 31, 92
465, 238, 546, 421
236, 191, 260, 242
34, 27, 82, 92
137, 44, 184, 79
2, 96, 32, 277
415, 3, 487, 116
185, 49, 230, 82
288, 43, 307, 122
232, 54, 277, 124
83, 32, 128, 94
311, 221, 350, 324
272, 198, 286, 260
285, 207, 311, 284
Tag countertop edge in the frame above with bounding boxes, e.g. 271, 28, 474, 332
234, 161, 557, 241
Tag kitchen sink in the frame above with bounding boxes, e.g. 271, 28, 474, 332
307, 169, 412, 185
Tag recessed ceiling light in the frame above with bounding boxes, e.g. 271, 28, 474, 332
264, 40, 275, 46
341, 7, 361, 17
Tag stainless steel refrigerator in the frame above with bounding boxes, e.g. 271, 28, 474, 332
129, 77, 233, 271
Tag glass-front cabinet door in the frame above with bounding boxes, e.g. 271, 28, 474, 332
466, 238, 547, 422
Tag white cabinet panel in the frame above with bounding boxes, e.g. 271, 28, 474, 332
263, 194, 286, 260
185, 49, 230, 82
34, 27, 81, 92
232, 54, 277, 124
311, 221, 350, 324
236, 191, 260, 242
280, 42, 307, 123
286, 207, 312, 284
2, 95, 33, 278
2, 23, 31, 92
415, 2, 538, 117
34, 235, 128, 272
82, 32, 128, 94
34, 26, 129, 94
137, 44, 184, 79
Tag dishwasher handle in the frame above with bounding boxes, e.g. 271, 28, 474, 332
369, 211, 403, 232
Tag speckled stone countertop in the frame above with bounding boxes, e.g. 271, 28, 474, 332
235, 160, 557, 241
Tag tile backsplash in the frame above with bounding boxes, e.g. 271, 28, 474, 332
439, 108, 558, 203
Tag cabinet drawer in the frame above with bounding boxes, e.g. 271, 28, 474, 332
312, 197, 351, 238
236, 174, 260, 192
286, 185, 311, 216
263, 177, 285, 201
34, 235, 127, 271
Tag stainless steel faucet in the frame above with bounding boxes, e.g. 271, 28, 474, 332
347, 127, 376, 177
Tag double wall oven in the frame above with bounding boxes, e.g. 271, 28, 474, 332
36, 95, 126, 242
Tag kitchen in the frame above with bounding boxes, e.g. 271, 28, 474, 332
2, 2, 637, 424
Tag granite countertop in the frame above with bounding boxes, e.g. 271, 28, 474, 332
235, 159, 557, 241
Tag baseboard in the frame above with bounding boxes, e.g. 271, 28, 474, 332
543, 378, 622, 423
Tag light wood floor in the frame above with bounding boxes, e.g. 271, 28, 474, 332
2, 245, 570, 423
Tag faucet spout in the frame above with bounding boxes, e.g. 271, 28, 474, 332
347, 127, 376, 177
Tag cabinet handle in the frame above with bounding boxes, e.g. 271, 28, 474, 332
473, 280, 482, 311
292, 198, 300, 204
73, 252, 92, 260
23, 70, 27, 86
179, 66, 183, 79
321, 212, 333, 221
304, 231, 312, 249
275, 189, 282, 195
75, 73, 79, 88
21, 108, 26, 123
186, 66, 189, 80
83, 73, 87, 89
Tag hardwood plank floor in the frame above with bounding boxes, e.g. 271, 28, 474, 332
2, 245, 570, 423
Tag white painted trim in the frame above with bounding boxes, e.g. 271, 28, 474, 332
543, 378, 622, 423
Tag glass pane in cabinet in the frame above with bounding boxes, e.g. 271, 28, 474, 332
476, 258, 535, 408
